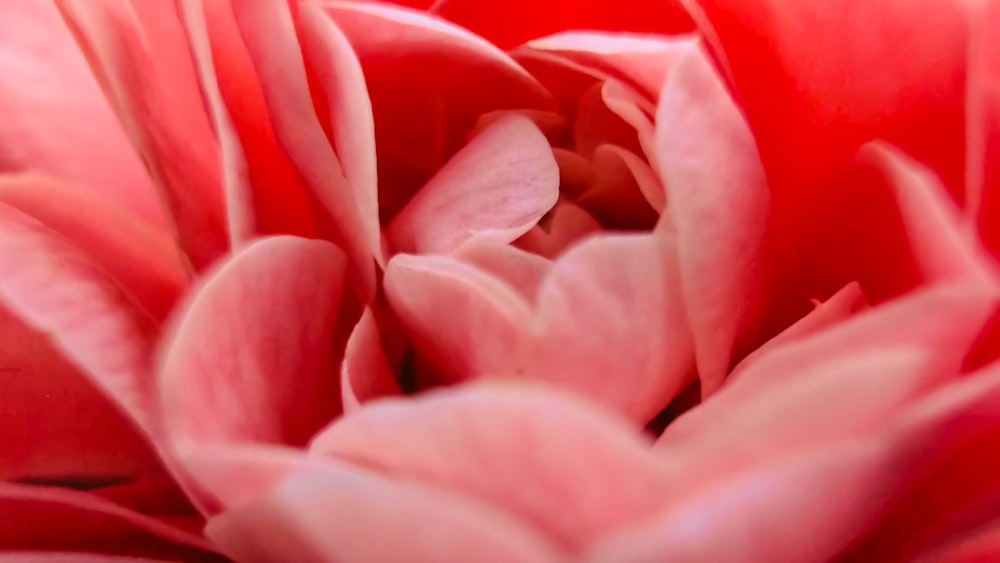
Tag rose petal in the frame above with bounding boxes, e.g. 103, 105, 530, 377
531, 232, 694, 423
452, 236, 552, 303
341, 308, 401, 413
383, 253, 533, 384
310, 384, 674, 550
55, 0, 228, 269
514, 200, 602, 259
206, 459, 569, 563
578, 144, 659, 229
0, 2, 163, 226
431, 0, 693, 50
387, 115, 559, 254
159, 236, 347, 447
968, 0, 1000, 257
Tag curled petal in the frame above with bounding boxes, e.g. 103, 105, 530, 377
341, 308, 401, 413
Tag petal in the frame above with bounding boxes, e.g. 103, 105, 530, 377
685, 0, 969, 196
969, 0, 1000, 257
514, 200, 602, 259
229, 0, 377, 297
0, 204, 158, 432
0, 175, 187, 320
341, 308, 401, 413
310, 384, 674, 550
207, 458, 569, 563
0, 482, 217, 560
159, 236, 347, 447
55, 0, 228, 269
654, 44, 769, 396
578, 144, 659, 229
383, 253, 534, 384
0, 2, 163, 226
387, 115, 559, 254
431, 0, 693, 50
530, 233, 695, 423
322, 0, 556, 219
452, 236, 552, 303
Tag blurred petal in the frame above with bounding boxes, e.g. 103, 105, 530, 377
0, 175, 187, 320
341, 308, 401, 413
55, 0, 229, 268
159, 236, 346, 447
969, 0, 1000, 257
0, 2, 163, 226
207, 459, 568, 563
431, 0, 693, 50
310, 384, 674, 549
387, 115, 559, 254
655, 45, 768, 396
531, 233, 694, 423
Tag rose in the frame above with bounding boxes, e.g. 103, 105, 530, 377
2, 0, 1000, 561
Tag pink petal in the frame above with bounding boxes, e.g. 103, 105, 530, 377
0, 204, 158, 432
573, 82, 645, 159
310, 384, 674, 550
55, 0, 228, 269
654, 44, 769, 396
189, 0, 320, 240
0, 2, 163, 226
0, 482, 217, 560
341, 308, 402, 413
430, 0, 693, 50
322, 1, 556, 220
207, 459, 569, 563
387, 115, 559, 254
530, 233, 695, 424
159, 236, 347, 447
522, 32, 695, 99
229, 0, 377, 297
585, 442, 902, 562
382, 253, 533, 383
452, 236, 552, 303
514, 200, 602, 259
685, 0, 969, 197
0, 175, 187, 320
577, 144, 659, 229
658, 280, 998, 453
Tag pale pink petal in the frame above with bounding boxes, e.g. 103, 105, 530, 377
55, 0, 228, 269
207, 460, 569, 563
430, 0, 693, 50
159, 236, 347, 447
530, 232, 694, 424
0, 175, 187, 320
382, 253, 533, 383
387, 115, 559, 254
0, 482, 217, 559
523, 32, 695, 99
310, 384, 674, 550
0, 204, 158, 432
229, 0, 377, 297
515, 200, 603, 259
655, 44, 769, 396
341, 308, 401, 413
0, 2, 163, 226
585, 442, 900, 563
659, 281, 998, 452
322, 0, 556, 219
452, 236, 552, 302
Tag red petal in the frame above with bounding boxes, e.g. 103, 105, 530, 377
55, 0, 228, 269
0, 3, 163, 226
530, 233, 694, 423
387, 115, 559, 254
310, 384, 673, 549
159, 236, 347, 448
654, 45, 769, 395
969, 0, 1000, 257
431, 0, 693, 50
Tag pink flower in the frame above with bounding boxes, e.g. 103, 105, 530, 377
1, 0, 1000, 560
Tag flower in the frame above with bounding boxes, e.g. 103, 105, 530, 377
2, 0, 1000, 560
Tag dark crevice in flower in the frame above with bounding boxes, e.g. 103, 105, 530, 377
12, 473, 135, 492
644, 379, 701, 439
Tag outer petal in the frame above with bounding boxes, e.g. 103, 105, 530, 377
159, 236, 347, 448
387, 115, 559, 254
206, 460, 569, 563
310, 384, 674, 550
0, 3, 162, 225
55, 0, 228, 269
530, 233, 695, 423
684, 0, 969, 196
430, 0, 693, 50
